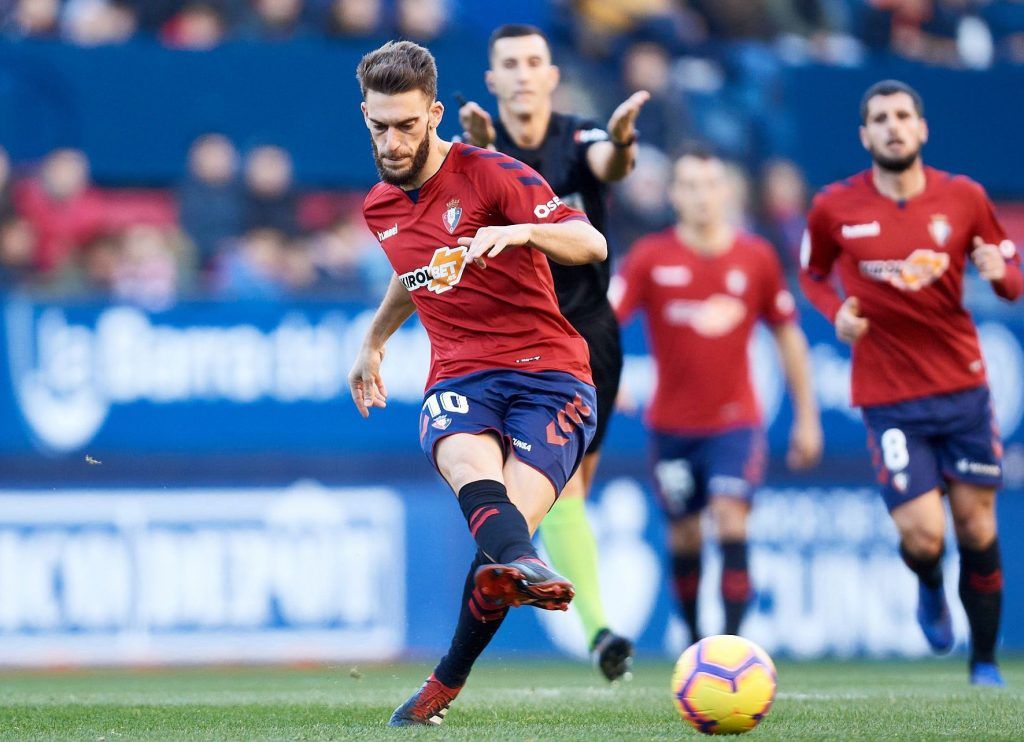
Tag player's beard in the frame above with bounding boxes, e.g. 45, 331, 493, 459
869, 142, 922, 173
372, 135, 431, 187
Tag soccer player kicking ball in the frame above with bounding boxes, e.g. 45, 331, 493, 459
614, 148, 822, 643
458, 23, 649, 680
800, 80, 1022, 686
350, 41, 607, 726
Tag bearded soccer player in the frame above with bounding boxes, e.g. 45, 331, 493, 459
614, 148, 822, 642
799, 80, 1022, 686
350, 41, 607, 726
457, 24, 648, 680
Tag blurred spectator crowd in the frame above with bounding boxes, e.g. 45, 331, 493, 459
0, 140, 393, 305
1, 1, 1022, 67
1, 1, 1023, 306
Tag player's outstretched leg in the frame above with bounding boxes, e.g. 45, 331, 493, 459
389, 550, 508, 726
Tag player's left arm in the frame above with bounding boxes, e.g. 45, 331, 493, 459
969, 184, 1022, 301
585, 91, 650, 183
763, 245, 822, 470
466, 157, 606, 267
772, 321, 823, 470
459, 219, 606, 267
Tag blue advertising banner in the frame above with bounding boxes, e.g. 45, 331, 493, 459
1, 476, 1022, 665
2, 296, 1023, 485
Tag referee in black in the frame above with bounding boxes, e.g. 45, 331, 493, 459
459, 24, 648, 682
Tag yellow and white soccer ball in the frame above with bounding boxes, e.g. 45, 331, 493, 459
670, 635, 777, 735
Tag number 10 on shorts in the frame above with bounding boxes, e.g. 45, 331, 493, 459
423, 391, 470, 417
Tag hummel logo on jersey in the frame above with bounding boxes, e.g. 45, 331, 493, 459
400, 245, 468, 294
860, 248, 950, 291
377, 224, 398, 242
841, 221, 881, 239
534, 196, 564, 219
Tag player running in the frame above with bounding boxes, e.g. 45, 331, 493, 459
614, 148, 822, 642
350, 41, 607, 726
457, 23, 648, 680
800, 80, 1022, 686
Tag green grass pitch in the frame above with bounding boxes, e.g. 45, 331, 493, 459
1, 658, 1021, 740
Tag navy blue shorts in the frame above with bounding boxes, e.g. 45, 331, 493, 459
650, 427, 766, 520
862, 385, 1003, 511
419, 369, 598, 495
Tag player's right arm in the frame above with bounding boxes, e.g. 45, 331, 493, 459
798, 196, 868, 344
347, 274, 416, 418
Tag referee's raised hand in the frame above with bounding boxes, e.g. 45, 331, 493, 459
606, 90, 650, 145
459, 100, 496, 148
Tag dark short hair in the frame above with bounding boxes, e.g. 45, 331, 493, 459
860, 80, 924, 123
488, 24, 550, 60
675, 141, 721, 163
356, 40, 437, 101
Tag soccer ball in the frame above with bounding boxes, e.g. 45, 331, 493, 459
670, 635, 777, 735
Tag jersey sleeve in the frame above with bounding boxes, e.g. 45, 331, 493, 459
798, 195, 845, 322
758, 243, 798, 326
572, 118, 609, 160
483, 155, 589, 226
610, 244, 648, 324
968, 181, 1022, 301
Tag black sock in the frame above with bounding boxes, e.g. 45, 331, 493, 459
458, 480, 537, 564
959, 540, 1003, 666
434, 550, 509, 688
672, 553, 702, 642
721, 540, 751, 636
900, 543, 944, 590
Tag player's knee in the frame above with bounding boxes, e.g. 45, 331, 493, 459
900, 524, 944, 560
670, 517, 702, 553
710, 497, 749, 541
444, 461, 498, 493
952, 509, 997, 550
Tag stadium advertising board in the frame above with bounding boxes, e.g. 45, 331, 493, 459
2, 297, 1023, 467
2, 478, 1021, 665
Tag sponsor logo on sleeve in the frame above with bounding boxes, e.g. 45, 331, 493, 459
574, 128, 608, 144
1000, 239, 1017, 259
533, 196, 564, 219
377, 224, 398, 242
400, 245, 468, 294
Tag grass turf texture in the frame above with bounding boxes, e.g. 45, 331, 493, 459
1, 658, 1021, 740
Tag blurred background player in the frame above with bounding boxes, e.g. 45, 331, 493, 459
458, 23, 649, 680
800, 80, 1023, 686
614, 147, 822, 643
350, 41, 607, 725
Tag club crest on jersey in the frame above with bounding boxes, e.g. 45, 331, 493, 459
400, 245, 469, 294
442, 198, 463, 234
431, 414, 452, 431
859, 248, 950, 291
928, 214, 951, 247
